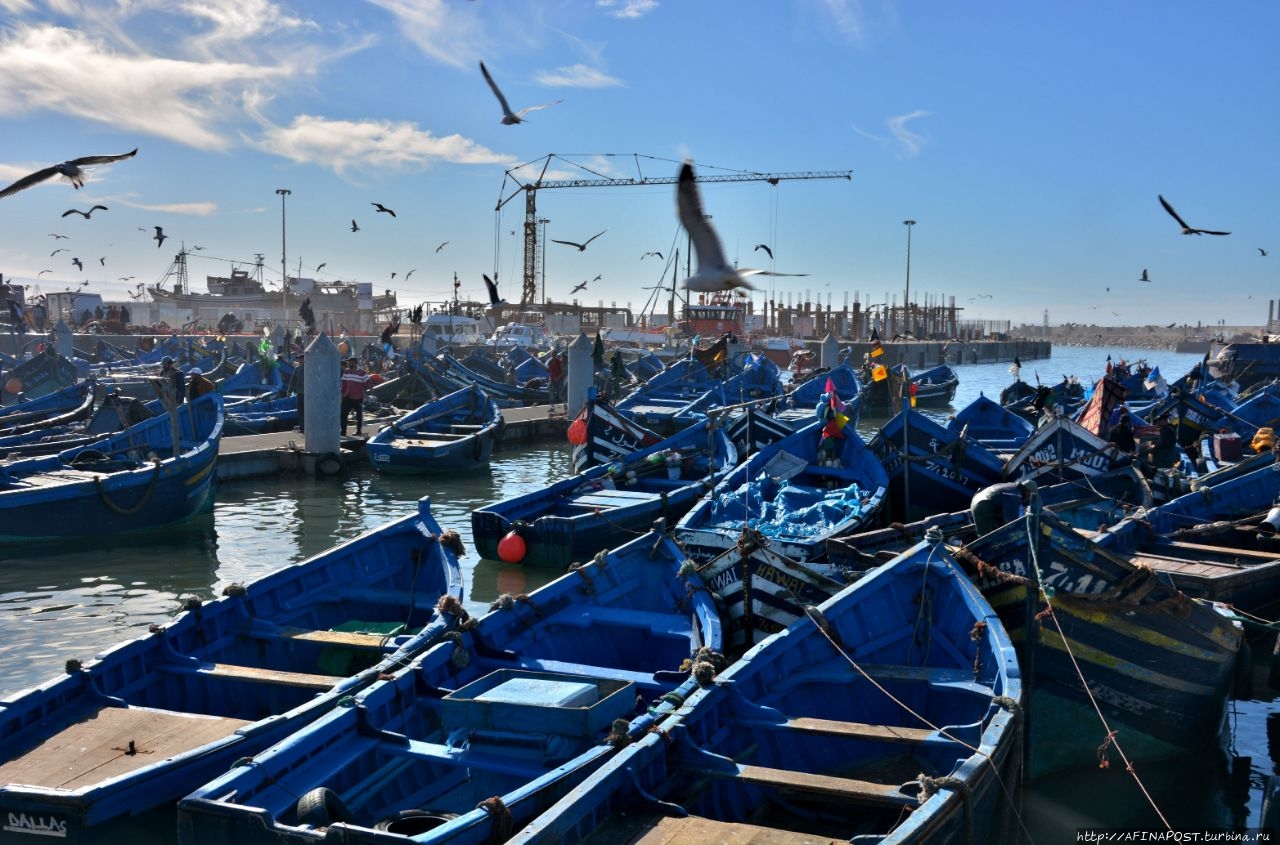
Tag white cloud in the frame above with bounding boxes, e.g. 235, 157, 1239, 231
886, 109, 930, 156
820, 0, 867, 42
243, 97, 515, 176
366, 0, 480, 68
536, 63, 622, 88
596, 0, 658, 19
0, 24, 292, 150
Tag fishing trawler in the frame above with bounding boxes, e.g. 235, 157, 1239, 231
146, 252, 397, 334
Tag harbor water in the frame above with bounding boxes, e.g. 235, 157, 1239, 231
2, 345, 1272, 844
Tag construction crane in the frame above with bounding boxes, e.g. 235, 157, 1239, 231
495, 154, 853, 307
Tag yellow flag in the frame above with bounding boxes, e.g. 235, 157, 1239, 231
872, 365, 887, 382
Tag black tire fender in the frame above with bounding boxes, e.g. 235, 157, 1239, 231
316, 452, 343, 476
373, 809, 459, 834
295, 787, 356, 827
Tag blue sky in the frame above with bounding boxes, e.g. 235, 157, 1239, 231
0, 1, 1276, 328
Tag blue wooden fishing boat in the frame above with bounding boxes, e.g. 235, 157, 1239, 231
947, 392, 1035, 451
472, 418, 736, 567
503, 532, 1023, 845
0, 380, 93, 435
675, 417, 888, 564
859, 362, 958, 413
219, 359, 284, 402
567, 396, 662, 474
0, 496, 463, 843
614, 357, 722, 433
907, 362, 961, 406
222, 395, 298, 436
367, 385, 503, 474
1000, 414, 1137, 485
614, 355, 783, 436
175, 530, 723, 845
956, 504, 1244, 779
1094, 453, 1280, 615
773, 362, 864, 428
0, 392, 224, 541
437, 353, 547, 406
723, 403, 796, 456
0, 349, 80, 403
870, 404, 1005, 522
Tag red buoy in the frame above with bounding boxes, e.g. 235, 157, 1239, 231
497, 530, 527, 563
567, 418, 588, 445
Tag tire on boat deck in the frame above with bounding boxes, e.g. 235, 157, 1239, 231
295, 787, 357, 827
374, 809, 459, 834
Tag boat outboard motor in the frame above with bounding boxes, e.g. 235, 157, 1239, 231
971, 480, 1035, 536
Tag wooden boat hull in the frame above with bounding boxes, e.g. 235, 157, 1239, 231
675, 417, 888, 564
501, 536, 1023, 845
473, 420, 736, 567
175, 530, 722, 845
0, 393, 224, 541
366, 385, 503, 474
958, 507, 1243, 779
0, 497, 463, 843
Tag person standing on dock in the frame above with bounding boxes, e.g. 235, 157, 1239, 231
341, 356, 369, 436
547, 349, 565, 410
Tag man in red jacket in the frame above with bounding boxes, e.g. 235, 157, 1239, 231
341, 357, 369, 436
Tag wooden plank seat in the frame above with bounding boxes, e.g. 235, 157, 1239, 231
729, 715, 942, 745
574, 814, 849, 845
449, 424, 485, 432
155, 661, 345, 690
0, 705, 251, 791
689, 762, 919, 807
251, 624, 398, 649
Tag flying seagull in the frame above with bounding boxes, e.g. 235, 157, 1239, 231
62, 205, 108, 219
551, 229, 607, 252
71, 257, 83, 270
754, 243, 773, 260
405, 269, 416, 280
49, 233, 68, 239
99, 257, 106, 266
1261, 248, 1270, 257
50, 248, 67, 256
0, 148, 138, 198
570, 280, 590, 294
483, 273, 506, 307
316, 262, 326, 272
1139, 269, 1150, 282
37, 269, 51, 277
641, 250, 663, 260
479, 61, 563, 125
372, 202, 396, 217
1158, 195, 1229, 236
153, 226, 166, 248
119, 276, 135, 282
436, 241, 448, 253
676, 160, 807, 294
350, 220, 360, 232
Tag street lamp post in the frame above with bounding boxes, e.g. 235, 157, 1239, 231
538, 217, 550, 305
902, 219, 916, 335
277, 188, 291, 328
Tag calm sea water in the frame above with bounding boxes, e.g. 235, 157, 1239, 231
4, 345, 1270, 844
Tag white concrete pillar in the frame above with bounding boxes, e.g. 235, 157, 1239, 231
54, 320, 74, 358
566, 332, 593, 417
304, 332, 341, 460
820, 333, 839, 368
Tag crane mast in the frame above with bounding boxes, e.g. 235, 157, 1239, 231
495, 155, 853, 307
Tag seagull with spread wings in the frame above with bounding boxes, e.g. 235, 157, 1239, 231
641, 250, 663, 260
372, 202, 395, 217
436, 241, 449, 253
71, 257, 83, 270
1139, 269, 1150, 282
483, 273, 506, 307
570, 280, 589, 294
480, 61, 563, 125
153, 226, 166, 248
350, 220, 360, 232
677, 160, 807, 294
1159, 195, 1230, 236
753, 243, 773, 259
551, 229, 607, 251
0, 148, 137, 198
62, 205, 108, 219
